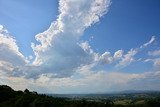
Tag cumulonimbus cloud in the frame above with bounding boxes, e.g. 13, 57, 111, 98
0, 0, 111, 79
29, 0, 111, 78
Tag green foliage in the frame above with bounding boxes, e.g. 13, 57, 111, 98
0, 85, 160, 107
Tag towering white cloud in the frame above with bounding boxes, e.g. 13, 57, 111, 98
30, 0, 111, 78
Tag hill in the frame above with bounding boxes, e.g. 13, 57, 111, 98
0, 85, 160, 107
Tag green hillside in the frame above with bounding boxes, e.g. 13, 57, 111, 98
0, 85, 160, 107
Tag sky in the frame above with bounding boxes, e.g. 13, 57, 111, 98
0, 0, 160, 94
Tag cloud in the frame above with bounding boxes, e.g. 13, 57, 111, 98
143, 47, 160, 68
145, 49, 160, 68
1, 0, 156, 79
28, 0, 111, 78
0, 0, 111, 79
127, 71, 160, 90
32, 0, 111, 56
114, 50, 123, 60
144, 58, 160, 69
0, 25, 27, 75
80, 42, 124, 65
140, 36, 156, 48
0, 25, 25, 61
116, 36, 157, 68
148, 50, 160, 56
116, 49, 138, 67
153, 58, 160, 67
81, 35, 157, 68
98, 50, 124, 65
144, 59, 152, 62
3, 65, 160, 94
99, 51, 113, 64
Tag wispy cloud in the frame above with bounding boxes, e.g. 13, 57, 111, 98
148, 50, 160, 56
0, 25, 26, 68
140, 36, 156, 48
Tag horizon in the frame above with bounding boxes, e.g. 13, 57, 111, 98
1, 84, 160, 95
0, 0, 160, 94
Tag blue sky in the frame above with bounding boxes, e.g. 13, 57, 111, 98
84, 0, 160, 51
1, 0, 160, 57
0, 0, 58, 56
0, 0, 160, 93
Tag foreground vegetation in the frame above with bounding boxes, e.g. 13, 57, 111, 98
0, 85, 160, 107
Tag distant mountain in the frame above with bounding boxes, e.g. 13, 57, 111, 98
115, 90, 160, 94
